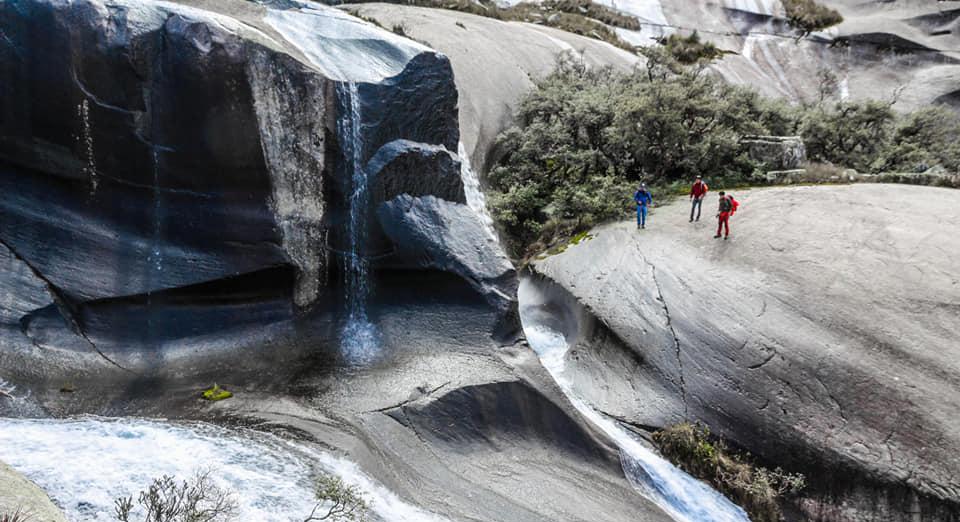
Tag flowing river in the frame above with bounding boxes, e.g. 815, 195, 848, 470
0, 417, 447, 522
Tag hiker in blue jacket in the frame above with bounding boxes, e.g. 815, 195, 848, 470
634, 183, 653, 229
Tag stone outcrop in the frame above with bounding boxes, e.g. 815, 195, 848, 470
0, 461, 66, 522
530, 184, 960, 521
741, 135, 806, 170
0, 0, 511, 373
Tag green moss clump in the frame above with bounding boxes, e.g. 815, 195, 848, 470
201, 384, 233, 401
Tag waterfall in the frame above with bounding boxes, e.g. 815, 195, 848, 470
457, 142, 498, 241
0, 417, 450, 522
519, 279, 751, 522
337, 82, 378, 362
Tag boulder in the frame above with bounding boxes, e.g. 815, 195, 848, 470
741, 135, 806, 170
530, 184, 960, 520
376, 195, 516, 332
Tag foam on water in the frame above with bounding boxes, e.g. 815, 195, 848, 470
519, 281, 751, 522
0, 417, 448, 522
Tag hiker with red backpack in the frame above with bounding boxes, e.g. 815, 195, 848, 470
689, 175, 708, 222
715, 191, 739, 240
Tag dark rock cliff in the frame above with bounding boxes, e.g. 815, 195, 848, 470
0, 0, 514, 375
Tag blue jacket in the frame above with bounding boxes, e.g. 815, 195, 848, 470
634, 189, 652, 207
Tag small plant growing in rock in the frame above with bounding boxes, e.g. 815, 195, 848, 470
657, 32, 723, 65
201, 384, 232, 401
114, 470, 238, 522
391, 23, 407, 37
782, 0, 843, 39
303, 475, 370, 521
654, 422, 805, 522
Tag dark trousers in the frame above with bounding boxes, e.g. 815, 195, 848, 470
690, 197, 703, 221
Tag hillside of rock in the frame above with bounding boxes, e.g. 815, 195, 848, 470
530, 184, 960, 520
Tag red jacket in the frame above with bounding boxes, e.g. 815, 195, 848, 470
690, 181, 708, 198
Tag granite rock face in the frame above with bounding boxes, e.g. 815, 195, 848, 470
0, 461, 66, 522
0, 0, 511, 371
530, 184, 960, 521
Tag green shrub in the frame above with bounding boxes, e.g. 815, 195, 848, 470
800, 100, 895, 172
782, 0, 843, 38
658, 32, 723, 65
654, 423, 805, 522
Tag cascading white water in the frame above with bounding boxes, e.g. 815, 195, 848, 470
457, 142, 497, 241
337, 82, 378, 363
0, 417, 449, 522
518, 279, 751, 522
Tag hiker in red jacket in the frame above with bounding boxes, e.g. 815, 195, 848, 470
714, 191, 739, 240
689, 175, 708, 222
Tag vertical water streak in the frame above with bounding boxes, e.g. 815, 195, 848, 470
457, 141, 498, 241
77, 99, 98, 193
146, 149, 163, 352
337, 82, 377, 362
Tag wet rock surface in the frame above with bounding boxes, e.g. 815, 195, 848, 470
0, 0, 505, 371
532, 184, 960, 520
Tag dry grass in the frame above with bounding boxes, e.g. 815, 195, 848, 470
654, 423, 806, 522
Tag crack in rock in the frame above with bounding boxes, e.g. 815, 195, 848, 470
640, 252, 688, 417
365, 380, 451, 414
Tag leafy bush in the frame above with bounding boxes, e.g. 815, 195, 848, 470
658, 32, 723, 65
303, 475, 370, 522
782, 0, 843, 38
799, 100, 895, 172
874, 107, 960, 173
654, 423, 805, 522
114, 470, 238, 522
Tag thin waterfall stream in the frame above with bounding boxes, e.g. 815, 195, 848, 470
337, 81, 378, 362
518, 277, 752, 522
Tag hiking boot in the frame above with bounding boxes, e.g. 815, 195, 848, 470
724, 236, 729, 240
714, 234, 721, 239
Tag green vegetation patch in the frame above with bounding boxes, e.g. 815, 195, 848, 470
658, 31, 723, 64
782, 0, 843, 38
654, 423, 806, 522
201, 383, 233, 401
